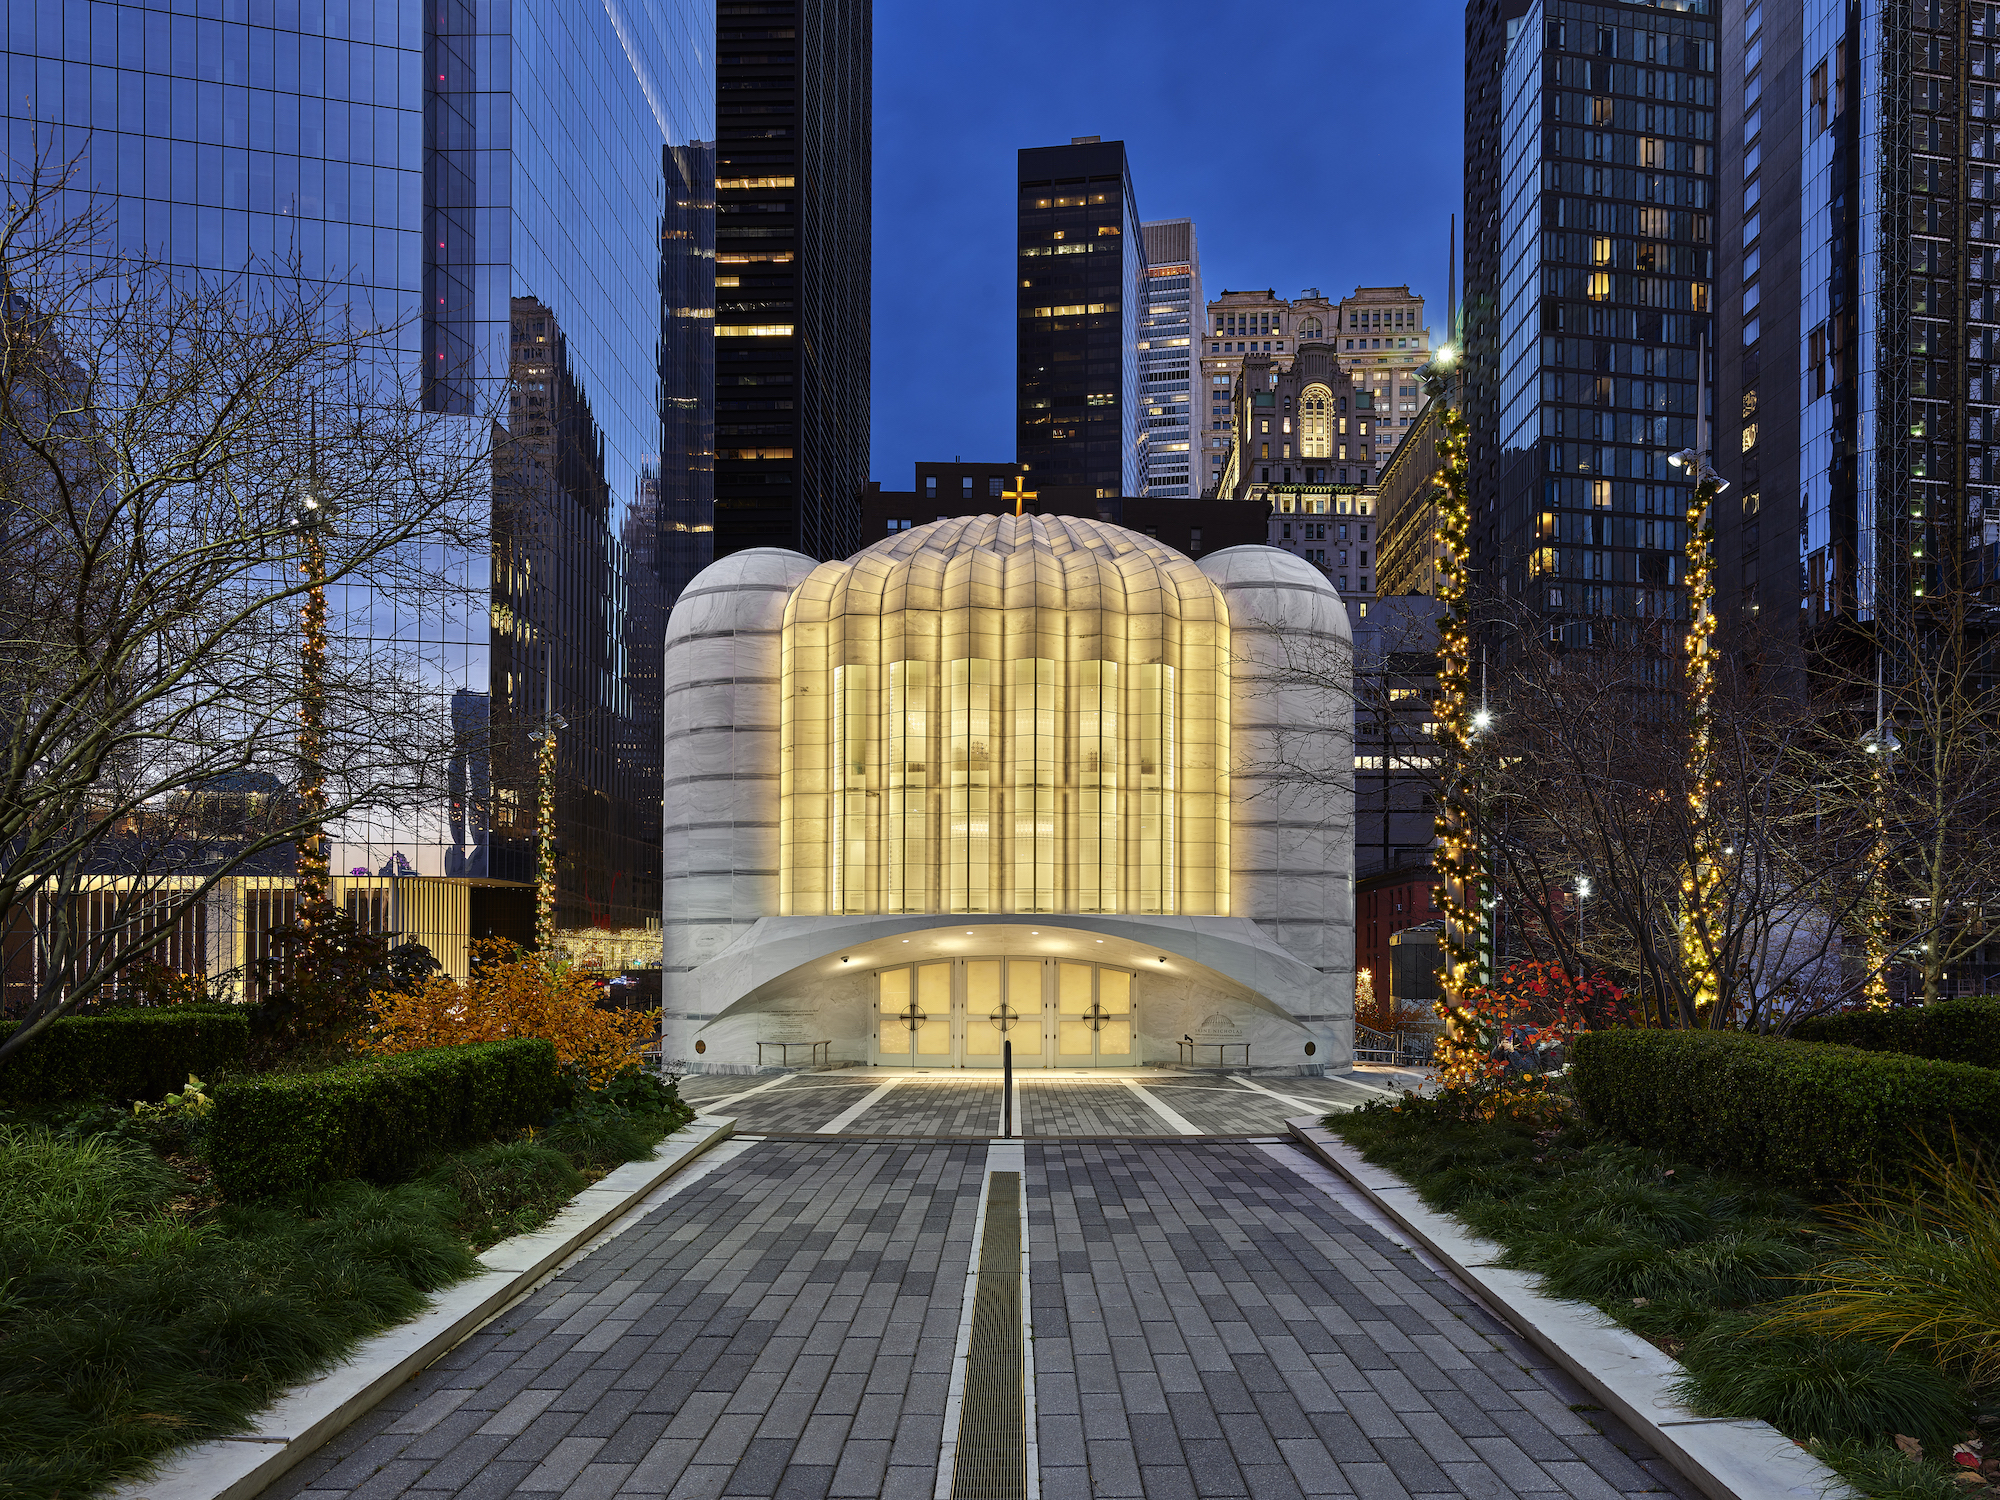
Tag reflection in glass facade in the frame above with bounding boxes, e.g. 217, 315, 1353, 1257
1789, 0, 1999, 626
1466, 0, 1716, 641
3, 0, 715, 938
1017, 139, 1145, 500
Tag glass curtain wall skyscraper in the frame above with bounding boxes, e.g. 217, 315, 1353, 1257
1464, 0, 1717, 641
712, 0, 870, 567
2, 0, 717, 937
1139, 218, 1201, 497
1017, 138, 1145, 500
1712, 0, 2000, 636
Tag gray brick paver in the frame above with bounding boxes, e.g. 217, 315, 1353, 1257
256, 1127, 1700, 1500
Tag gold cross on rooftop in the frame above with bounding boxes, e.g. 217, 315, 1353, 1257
1000, 475, 1037, 517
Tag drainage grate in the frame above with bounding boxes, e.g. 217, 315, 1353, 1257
950, 1171, 1026, 1500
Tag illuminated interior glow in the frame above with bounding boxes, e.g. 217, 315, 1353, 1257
779, 514, 1230, 917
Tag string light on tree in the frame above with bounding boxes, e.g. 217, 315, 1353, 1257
1420, 341, 1491, 1080
1669, 397, 1728, 1014
530, 708, 566, 951
1858, 657, 1900, 1008
293, 476, 332, 924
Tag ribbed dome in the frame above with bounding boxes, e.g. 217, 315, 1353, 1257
785, 512, 1227, 662
778, 513, 1233, 919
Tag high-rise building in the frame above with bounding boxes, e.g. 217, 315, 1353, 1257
1215, 346, 1382, 614
1335, 288, 1435, 480
1462, 0, 1717, 635
1017, 138, 1146, 499
1712, 0, 2000, 636
2, 0, 717, 944
1198, 289, 1339, 491
1197, 287, 1429, 492
1710, 0, 1805, 629
1139, 219, 1203, 497
713, 0, 871, 567
1375, 396, 1451, 597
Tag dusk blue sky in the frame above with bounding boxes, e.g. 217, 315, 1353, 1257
867, 0, 1468, 488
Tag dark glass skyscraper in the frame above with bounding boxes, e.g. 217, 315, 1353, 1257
1712, 0, 2000, 638
712, 0, 871, 566
1017, 138, 1145, 500
2, 0, 717, 935
1464, 0, 1717, 637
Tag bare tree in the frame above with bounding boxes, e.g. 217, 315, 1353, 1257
1254, 584, 1906, 1031
1807, 593, 2000, 1003
1464, 601, 1885, 1030
0, 154, 493, 1056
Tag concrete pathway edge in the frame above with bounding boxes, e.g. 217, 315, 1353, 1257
110, 1114, 739, 1500
1284, 1117, 1855, 1500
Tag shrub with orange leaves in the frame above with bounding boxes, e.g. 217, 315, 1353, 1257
1433, 960, 1632, 1119
362, 940, 657, 1088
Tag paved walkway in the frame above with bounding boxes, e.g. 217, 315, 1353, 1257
671, 1069, 1401, 1139
271, 1126, 1700, 1500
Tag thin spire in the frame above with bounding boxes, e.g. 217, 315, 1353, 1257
1447, 214, 1458, 339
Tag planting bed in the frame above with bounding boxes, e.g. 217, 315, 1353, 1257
1329, 1096, 1999, 1500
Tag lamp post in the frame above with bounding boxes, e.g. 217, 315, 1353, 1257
1858, 652, 1900, 1007
1419, 338, 1492, 1082
1668, 333, 1730, 1018
291, 477, 333, 926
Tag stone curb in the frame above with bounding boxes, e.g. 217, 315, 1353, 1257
1284, 1117, 1855, 1500
110, 1114, 738, 1500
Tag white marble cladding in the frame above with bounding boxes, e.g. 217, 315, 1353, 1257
661, 549, 821, 1002
1195, 546, 1354, 994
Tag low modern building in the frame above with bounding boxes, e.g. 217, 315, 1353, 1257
660, 514, 1355, 1073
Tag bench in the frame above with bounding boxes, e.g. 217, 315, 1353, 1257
1178, 1037, 1251, 1068
757, 1040, 832, 1069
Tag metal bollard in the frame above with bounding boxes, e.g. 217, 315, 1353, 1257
1003, 1039, 1013, 1138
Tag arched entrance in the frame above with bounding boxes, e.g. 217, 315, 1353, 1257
872, 958, 1137, 1068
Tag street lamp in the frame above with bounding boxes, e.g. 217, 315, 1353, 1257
289, 476, 334, 922
1858, 652, 1897, 1006
1667, 447, 1731, 493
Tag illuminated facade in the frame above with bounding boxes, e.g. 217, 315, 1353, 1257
661, 515, 1356, 1073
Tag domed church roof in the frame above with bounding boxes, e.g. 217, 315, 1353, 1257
783, 512, 1227, 665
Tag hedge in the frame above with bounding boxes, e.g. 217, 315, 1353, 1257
1791, 997, 2000, 1070
0, 1008, 252, 1108
1571, 1028, 2000, 1194
208, 1038, 571, 1199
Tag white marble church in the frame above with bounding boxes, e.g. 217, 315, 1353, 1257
659, 513, 1355, 1073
